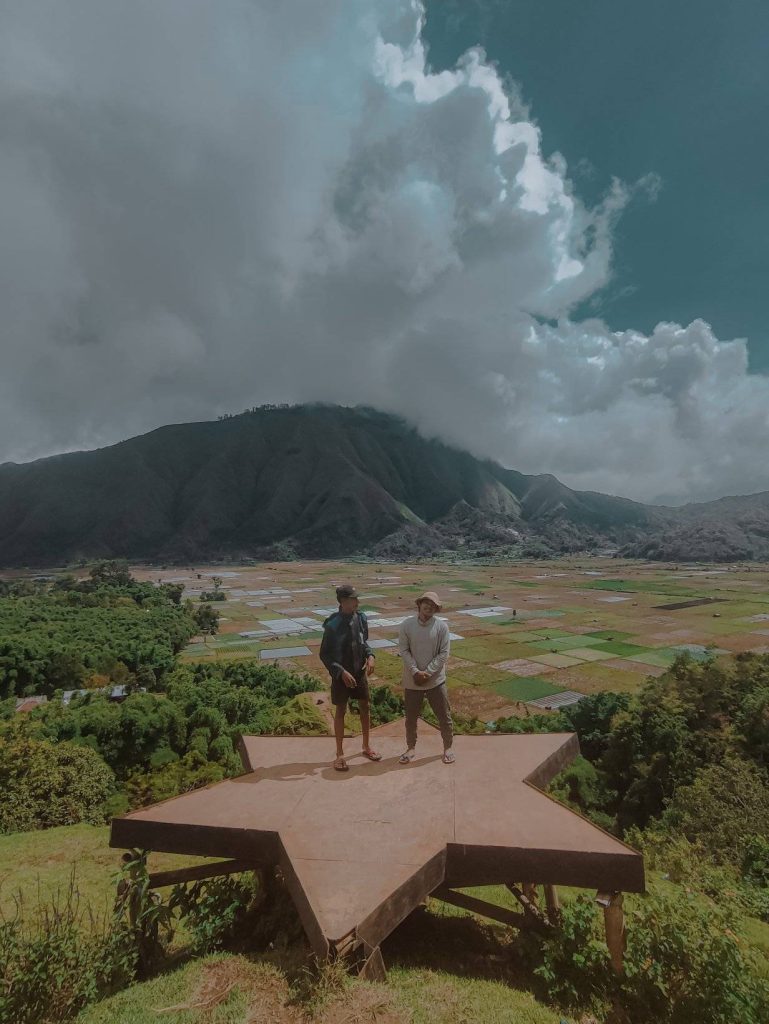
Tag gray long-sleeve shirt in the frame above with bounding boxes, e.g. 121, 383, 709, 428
398, 615, 450, 690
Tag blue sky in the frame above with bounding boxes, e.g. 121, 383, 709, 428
426, 0, 769, 369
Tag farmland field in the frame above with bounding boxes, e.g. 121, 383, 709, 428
128, 558, 769, 721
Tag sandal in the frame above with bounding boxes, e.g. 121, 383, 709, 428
333, 757, 349, 772
442, 750, 456, 764
361, 749, 382, 762
398, 749, 416, 764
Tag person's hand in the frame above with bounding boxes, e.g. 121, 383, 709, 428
414, 670, 430, 685
341, 670, 357, 688
366, 656, 375, 676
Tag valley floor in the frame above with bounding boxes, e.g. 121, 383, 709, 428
135, 557, 769, 721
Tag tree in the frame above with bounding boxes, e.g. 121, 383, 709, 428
662, 757, 769, 866
194, 604, 220, 643
0, 737, 115, 833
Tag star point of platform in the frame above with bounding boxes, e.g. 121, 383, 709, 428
111, 718, 643, 956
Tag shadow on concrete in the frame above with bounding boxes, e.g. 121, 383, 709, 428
230, 753, 444, 783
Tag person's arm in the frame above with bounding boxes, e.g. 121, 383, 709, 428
398, 620, 419, 675
360, 612, 375, 663
425, 621, 450, 676
319, 619, 344, 680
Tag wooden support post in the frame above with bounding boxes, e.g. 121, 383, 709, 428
147, 859, 256, 888
506, 884, 552, 933
330, 929, 359, 959
522, 882, 538, 907
596, 891, 624, 973
358, 944, 387, 982
543, 884, 560, 924
432, 886, 531, 930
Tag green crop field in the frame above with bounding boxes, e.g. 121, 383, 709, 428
155, 556, 769, 720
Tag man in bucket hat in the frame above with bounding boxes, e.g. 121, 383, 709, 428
397, 591, 454, 764
320, 583, 380, 771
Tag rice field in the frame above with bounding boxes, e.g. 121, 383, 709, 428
130, 557, 769, 720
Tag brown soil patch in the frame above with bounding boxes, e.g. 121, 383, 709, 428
446, 685, 518, 719
160, 958, 408, 1024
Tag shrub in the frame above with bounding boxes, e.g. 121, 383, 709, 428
621, 889, 769, 1023
170, 874, 261, 955
0, 738, 114, 834
0, 877, 134, 1024
363, 684, 404, 725
743, 834, 769, 889
521, 888, 769, 1023
661, 757, 769, 866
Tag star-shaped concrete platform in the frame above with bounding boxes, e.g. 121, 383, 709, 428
111, 719, 644, 957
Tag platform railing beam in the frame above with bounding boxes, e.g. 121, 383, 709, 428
147, 858, 256, 888
431, 886, 532, 930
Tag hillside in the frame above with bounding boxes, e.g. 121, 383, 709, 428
0, 403, 767, 564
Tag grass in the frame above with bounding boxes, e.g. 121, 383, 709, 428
589, 640, 651, 657
530, 635, 604, 652
491, 676, 564, 702
625, 649, 678, 667
561, 663, 649, 695
450, 664, 519, 689
584, 630, 635, 641
73, 953, 568, 1024
446, 637, 526, 665
7, 815, 769, 1024
483, 629, 542, 643
371, 651, 403, 684
584, 580, 703, 597
0, 824, 207, 923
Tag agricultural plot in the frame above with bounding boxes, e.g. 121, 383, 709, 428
137, 557, 769, 721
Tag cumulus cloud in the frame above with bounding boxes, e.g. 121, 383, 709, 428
0, 0, 766, 503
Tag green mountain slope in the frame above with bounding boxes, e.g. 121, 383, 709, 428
3, 403, 765, 564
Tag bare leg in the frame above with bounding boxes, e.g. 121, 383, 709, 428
334, 702, 347, 759
359, 698, 371, 751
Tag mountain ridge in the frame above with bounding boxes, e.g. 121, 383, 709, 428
0, 404, 767, 564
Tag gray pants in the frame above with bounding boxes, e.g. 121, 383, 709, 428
404, 683, 453, 750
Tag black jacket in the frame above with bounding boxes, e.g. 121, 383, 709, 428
319, 610, 374, 681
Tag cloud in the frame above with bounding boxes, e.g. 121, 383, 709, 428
0, 0, 766, 504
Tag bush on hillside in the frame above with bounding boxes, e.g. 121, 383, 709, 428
0, 895, 134, 1024
523, 889, 769, 1024
0, 738, 115, 834
661, 756, 769, 866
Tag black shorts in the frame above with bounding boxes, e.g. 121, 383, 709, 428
331, 671, 370, 706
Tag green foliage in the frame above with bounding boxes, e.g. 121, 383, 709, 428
0, 874, 134, 1024
562, 653, 769, 835
743, 835, 769, 889
271, 694, 328, 735
0, 569, 196, 699
620, 890, 769, 1023
364, 684, 404, 725
0, 738, 115, 834
494, 712, 569, 734
169, 874, 262, 955
13, 692, 189, 780
523, 889, 769, 1023
661, 756, 769, 866
124, 751, 228, 807
559, 690, 631, 761
114, 852, 174, 977
176, 659, 316, 703
0, 656, 324, 827
547, 755, 616, 832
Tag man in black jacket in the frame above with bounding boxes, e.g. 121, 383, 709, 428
320, 584, 380, 771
